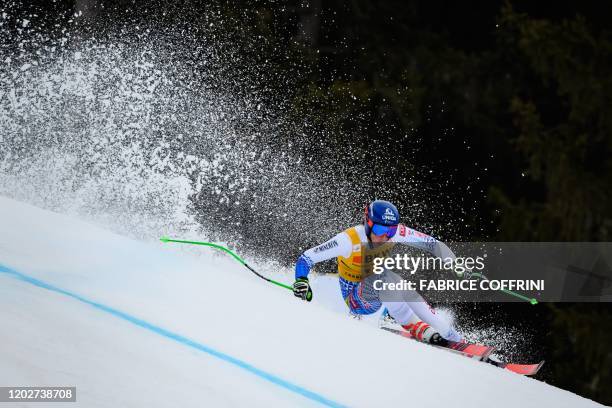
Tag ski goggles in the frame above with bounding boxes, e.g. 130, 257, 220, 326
368, 220, 398, 237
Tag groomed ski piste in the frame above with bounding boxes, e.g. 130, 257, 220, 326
0, 195, 603, 408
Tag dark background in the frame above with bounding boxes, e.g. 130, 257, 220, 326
4, 0, 612, 404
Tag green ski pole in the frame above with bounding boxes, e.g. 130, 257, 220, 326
160, 237, 293, 291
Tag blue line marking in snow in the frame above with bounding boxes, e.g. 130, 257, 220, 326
0, 264, 345, 408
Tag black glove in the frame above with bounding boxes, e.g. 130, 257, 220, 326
293, 277, 313, 302
456, 267, 474, 280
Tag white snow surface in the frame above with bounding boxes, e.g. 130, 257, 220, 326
0, 196, 603, 407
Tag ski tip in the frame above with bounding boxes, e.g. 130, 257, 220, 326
526, 360, 545, 376
160, 237, 170, 242
505, 360, 545, 376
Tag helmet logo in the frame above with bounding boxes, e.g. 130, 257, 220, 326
382, 208, 397, 222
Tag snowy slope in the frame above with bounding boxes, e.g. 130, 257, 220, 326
0, 196, 603, 408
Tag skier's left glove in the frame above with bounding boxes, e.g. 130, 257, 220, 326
293, 277, 313, 302
455, 266, 474, 280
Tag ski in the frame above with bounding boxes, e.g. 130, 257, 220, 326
382, 325, 544, 375
484, 358, 545, 376
380, 326, 495, 361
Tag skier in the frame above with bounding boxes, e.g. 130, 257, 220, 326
292, 200, 463, 345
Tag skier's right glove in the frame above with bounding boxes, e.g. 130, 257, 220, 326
292, 277, 313, 302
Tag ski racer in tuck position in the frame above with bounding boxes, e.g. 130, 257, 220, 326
292, 200, 464, 345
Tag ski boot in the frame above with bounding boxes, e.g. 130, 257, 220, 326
401, 321, 446, 345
